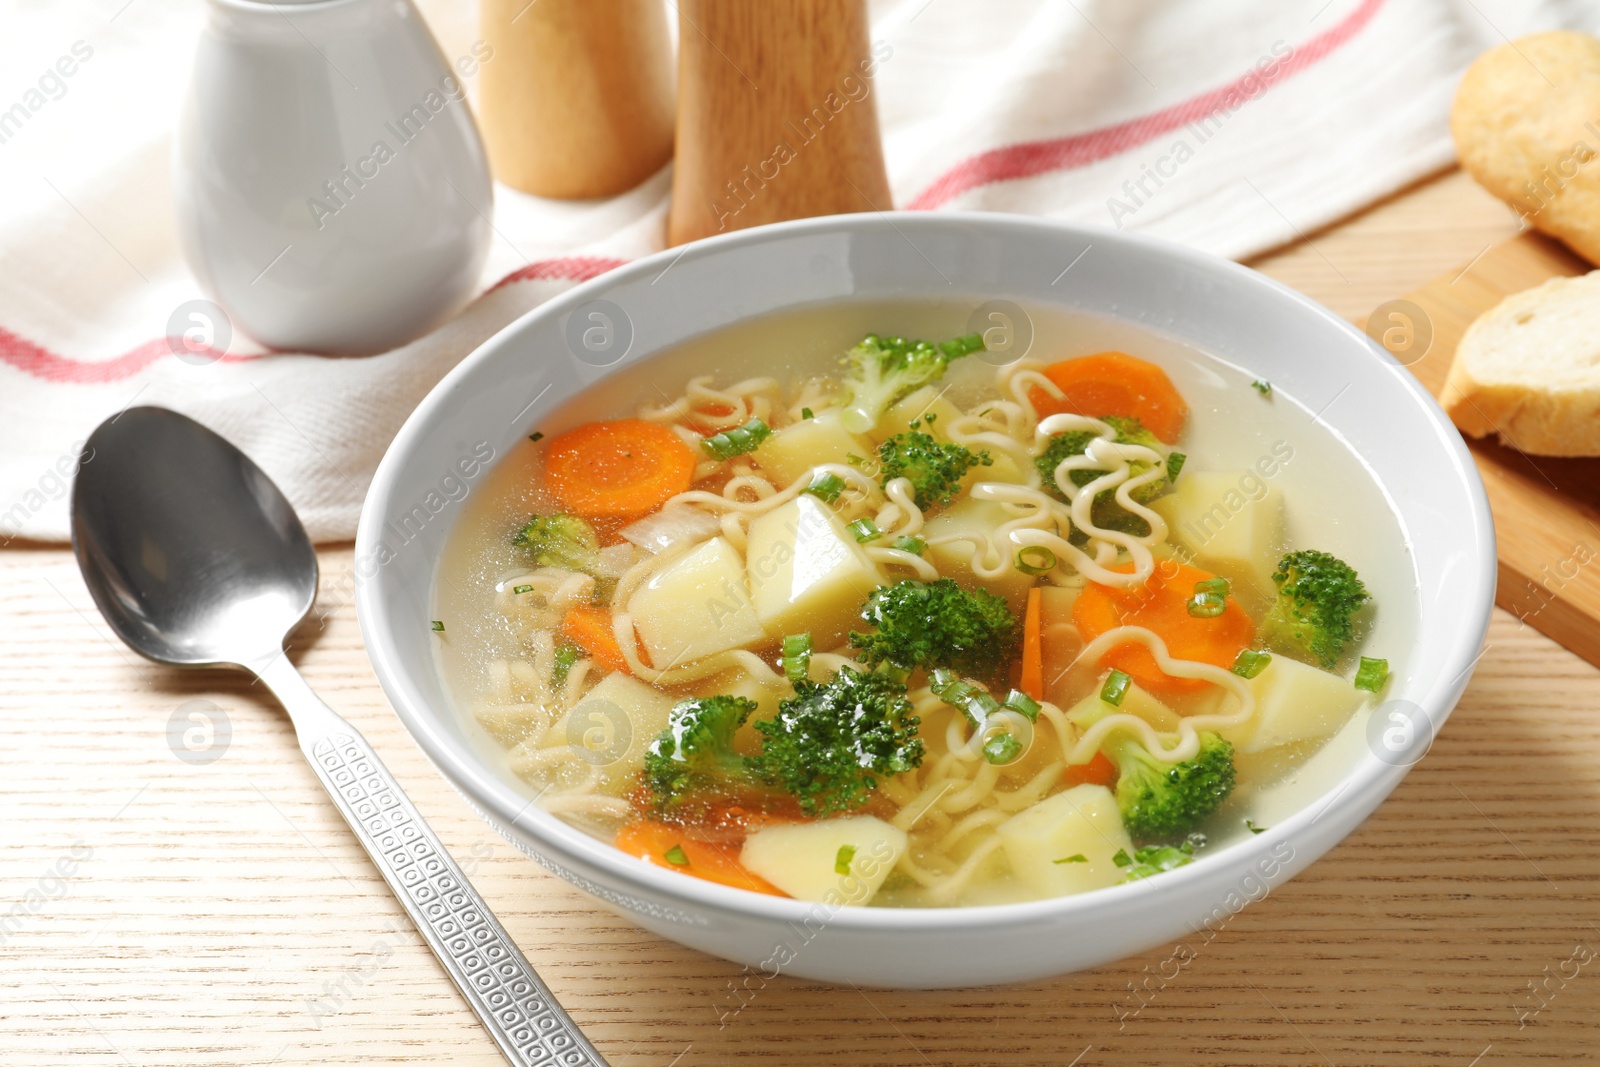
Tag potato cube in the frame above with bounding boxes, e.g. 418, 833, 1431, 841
1152, 470, 1286, 606
1038, 584, 1080, 619
740, 815, 907, 904
752, 412, 873, 489
1064, 681, 1181, 733
745, 496, 886, 649
628, 537, 768, 668
922, 495, 1036, 610
870, 385, 967, 443
541, 673, 677, 794
998, 784, 1135, 899
1220, 654, 1365, 753
964, 451, 1030, 490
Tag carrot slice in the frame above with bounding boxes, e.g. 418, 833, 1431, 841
1019, 587, 1044, 701
561, 605, 635, 674
615, 820, 789, 896
1063, 751, 1117, 789
1029, 352, 1188, 444
541, 419, 697, 519
1071, 561, 1254, 695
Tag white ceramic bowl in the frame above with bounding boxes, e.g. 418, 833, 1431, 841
356, 214, 1494, 988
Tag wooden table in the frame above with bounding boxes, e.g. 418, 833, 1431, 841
5, 169, 1596, 1066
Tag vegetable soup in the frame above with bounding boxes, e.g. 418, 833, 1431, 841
433, 300, 1417, 908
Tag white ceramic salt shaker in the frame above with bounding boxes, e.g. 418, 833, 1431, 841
175, 0, 492, 355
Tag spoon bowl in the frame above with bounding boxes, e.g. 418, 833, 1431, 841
69, 406, 607, 1067
71, 407, 315, 668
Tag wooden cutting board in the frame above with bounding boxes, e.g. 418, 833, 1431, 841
1369, 232, 1600, 664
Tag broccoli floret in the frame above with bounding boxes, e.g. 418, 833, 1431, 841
1034, 415, 1168, 505
1036, 416, 1170, 541
643, 695, 760, 809
849, 578, 1019, 682
647, 673, 925, 818
748, 666, 924, 816
1106, 730, 1236, 839
512, 513, 599, 572
838, 332, 984, 433
1260, 549, 1369, 669
877, 424, 991, 509
1034, 427, 1096, 490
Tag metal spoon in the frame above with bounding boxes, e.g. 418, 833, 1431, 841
71, 406, 607, 1067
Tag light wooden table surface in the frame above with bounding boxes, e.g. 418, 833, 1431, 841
6, 168, 1597, 1067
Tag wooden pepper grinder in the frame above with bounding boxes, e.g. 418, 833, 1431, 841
668, 0, 892, 245
479, 0, 675, 199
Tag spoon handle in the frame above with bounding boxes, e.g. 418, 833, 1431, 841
258, 655, 609, 1067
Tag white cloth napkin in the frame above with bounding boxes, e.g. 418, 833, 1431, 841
1, 0, 1590, 543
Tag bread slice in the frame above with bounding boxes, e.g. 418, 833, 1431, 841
1440, 270, 1600, 455
1451, 31, 1600, 267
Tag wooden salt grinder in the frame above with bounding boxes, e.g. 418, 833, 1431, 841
668, 0, 892, 245
478, 0, 676, 199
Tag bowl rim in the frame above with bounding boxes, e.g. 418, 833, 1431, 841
355, 211, 1496, 932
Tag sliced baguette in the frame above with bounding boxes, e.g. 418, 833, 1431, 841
1439, 270, 1600, 456
1450, 31, 1600, 267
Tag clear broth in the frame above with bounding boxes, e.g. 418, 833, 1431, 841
433, 298, 1419, 906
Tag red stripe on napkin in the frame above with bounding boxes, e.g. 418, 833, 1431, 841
0, 256, 631, 385
485, 255, 631, 294
905, 0, 1387, 211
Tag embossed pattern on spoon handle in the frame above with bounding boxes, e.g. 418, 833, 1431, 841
259, 656, 608, 1067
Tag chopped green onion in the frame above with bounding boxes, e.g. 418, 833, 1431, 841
1252, 379, 1272, 396
1002, 689, 1041, 722
1112, 848, 1133, 868
1122, 842, 1198, 881
552, 643, 581, 687
801, 407, 815, 420
969, 690, 1001, 718
875, 661, 911, 684
1194, 577, 1230, 598
930, 672, 980, 711
803, 471, 845, 503
1100, 669, 1131, 707
940, 333, 985, 358
930, 668, 999, 726
528, 431, 545, 442
663, 844, 690, 866
892, 535, 926, 556
1245, 819, 1267, 835
702, 417, 772, 461
1166, 451, 1187, 483
1231, 649, 1272, 679
431, 620, 445, 632
1053, 854, 1088, 865
1014, 545, 1057, 576
834, 844, 857, 875
848, 518, 882, 544
1187, 591, 1226, 617
1354, 656, 1389, 693
512, 584, 533, 595
982, 732, 1023, 765
782, 633, 813, 685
